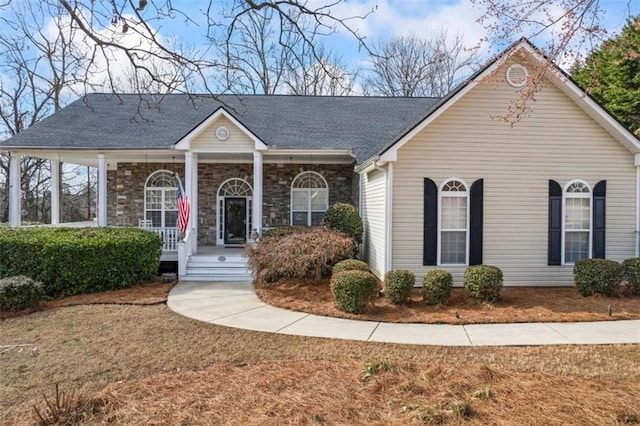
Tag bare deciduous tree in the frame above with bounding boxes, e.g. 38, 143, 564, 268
285, 45, 357, 96
45, 0, 372, 95
363, 31, 479, 98
471, 0, 632, 123
0, 1, 86, 223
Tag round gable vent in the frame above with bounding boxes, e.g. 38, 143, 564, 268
215, 126, 230, 141
505, 64, 528, 88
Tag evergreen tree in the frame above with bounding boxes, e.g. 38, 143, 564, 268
572, 16, 640, 135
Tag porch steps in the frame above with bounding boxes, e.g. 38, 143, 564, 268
181, 253, 253, 282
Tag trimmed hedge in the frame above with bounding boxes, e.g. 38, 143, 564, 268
0, 276, 43, 311
422, 269, 453, 305
573, 258, 622, 297
331, 270, 378, 314
0, 227, 162, 298
332, 259, 369, 275
463, 265, 503, 303
323, 203, 363, 243
622, 258, 640, 295
245, 226, 355, 282
384, 269, 415, 304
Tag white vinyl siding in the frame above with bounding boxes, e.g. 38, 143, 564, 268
361, 169, 386, 279
190, 115, 255, 153
392, 60, 637, 286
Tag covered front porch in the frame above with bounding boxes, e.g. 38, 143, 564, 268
5, 108, 355, 279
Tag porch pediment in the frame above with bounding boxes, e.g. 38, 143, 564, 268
174, 108, 267, 153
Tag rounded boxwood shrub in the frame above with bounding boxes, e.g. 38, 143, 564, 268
463, 265, 503, 303
323, 203, 363, 243
0, 276, 43, 311
422, 269, 453, 305
573, 258, 622, 297
331, 270, 378, 314
332, 259, 369, 275
622, 258, 640, 295
384, 269, 415, 304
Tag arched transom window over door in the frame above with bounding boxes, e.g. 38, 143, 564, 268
291, 171, 329, 226
145, 170, 178, 228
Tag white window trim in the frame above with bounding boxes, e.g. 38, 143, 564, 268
144, 170, 178, 229
437, 177, 470, 266
561, 179, 592, 265
290, 171, 329, 226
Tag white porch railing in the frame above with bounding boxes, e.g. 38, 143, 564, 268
142, 227, 178, 252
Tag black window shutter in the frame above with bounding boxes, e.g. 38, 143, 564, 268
423, 178, 438, 266
592, 180, 606, 259
548, 180, 562, 265
469, 179, 484, 265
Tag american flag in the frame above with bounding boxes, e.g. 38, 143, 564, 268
175, 173, 190, 233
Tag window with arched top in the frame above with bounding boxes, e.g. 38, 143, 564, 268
439, 178, 469, 264
291, 171, 329, 226
563, 180, 591, 263
144, 170, 178, 228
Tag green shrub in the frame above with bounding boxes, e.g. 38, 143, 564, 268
384, 269, 415, 304
330, 270, 378, 314
463, 265, 503, 303
0, 227, 162, 298
323, 203, 363, 243
422, 269, 453, 305
622, 258, 640, 295
332, 259, 369, 275
245, 227, 355, 283
0, 275, 43, 311
573, 258, 622, 297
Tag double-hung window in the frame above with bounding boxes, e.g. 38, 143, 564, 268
563, 180, 591, 263
440, 179, 468, 264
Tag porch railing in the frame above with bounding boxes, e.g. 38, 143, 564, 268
142, 227, 178, 252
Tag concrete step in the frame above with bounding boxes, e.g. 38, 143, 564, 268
180, 274, 252, 282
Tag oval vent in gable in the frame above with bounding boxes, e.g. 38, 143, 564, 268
505, 63, 528, 88
215, 126, 230, 141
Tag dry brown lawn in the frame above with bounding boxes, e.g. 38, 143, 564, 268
256, 279, 640, 324
1, 282, 640, 425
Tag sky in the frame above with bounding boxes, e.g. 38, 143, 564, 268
161, 0, 640, 68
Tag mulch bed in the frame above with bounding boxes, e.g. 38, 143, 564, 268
0, 279, 175, 320
255, 279, 640, 324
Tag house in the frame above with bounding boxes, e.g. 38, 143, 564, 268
2, 38, 639, 285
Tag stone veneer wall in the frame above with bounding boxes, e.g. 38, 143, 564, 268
106, 163, 185, 227
107, 162, 356, 245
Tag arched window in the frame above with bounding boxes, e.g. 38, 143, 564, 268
439, 179, 468, 264
563, 180, 591, 263
291, 171, 328, 226
144, 170, 178, 228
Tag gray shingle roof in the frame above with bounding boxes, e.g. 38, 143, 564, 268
0, 93, 440, 163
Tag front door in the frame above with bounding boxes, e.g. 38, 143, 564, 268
224, 197, 247, 245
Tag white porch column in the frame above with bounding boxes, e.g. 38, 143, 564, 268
190, 153, 198, 253
252, 151, 263, 235
50, 159, 60, 225
8, 152, 21, 228
97, 154, 107, 227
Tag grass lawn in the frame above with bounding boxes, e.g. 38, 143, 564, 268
1, 282, 640, 425
256, 279, 640, 324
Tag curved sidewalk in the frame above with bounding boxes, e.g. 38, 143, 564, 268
167, 281, 640, 346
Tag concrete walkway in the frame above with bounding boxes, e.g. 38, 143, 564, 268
167, 281, 640, 346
